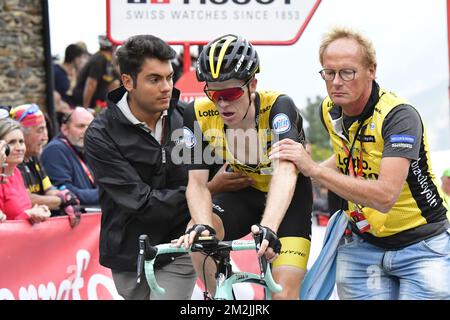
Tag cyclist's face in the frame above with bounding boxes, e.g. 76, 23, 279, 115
124, 58, 174, 115
206, 78, 256, 126
321, 38, 376, 115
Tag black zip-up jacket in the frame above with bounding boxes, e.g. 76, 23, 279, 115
85, 86, 189, 271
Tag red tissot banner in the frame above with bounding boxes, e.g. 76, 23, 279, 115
0, 213, 120, 300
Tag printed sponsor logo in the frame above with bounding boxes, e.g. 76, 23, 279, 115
272, 113, 291, 134
370, 122, 375, 130
128, 0, 293, 5
259, 105, 271, 114
279, 249, 306, 257
234, 54, 245, 72
390, 134, 416, 144
183, 127, 197, 149
357, 135, 376, 143
411, 157, 438, 208
391, 143, 413, 149
198, 109, 220, 117
127, 0, 169, 3
212, 203, 224, 213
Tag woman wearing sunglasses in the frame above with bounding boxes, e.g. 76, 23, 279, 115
0, 118, 50, 223
178, 34, 313, 299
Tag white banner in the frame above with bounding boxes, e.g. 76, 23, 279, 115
107, 0, 321, 44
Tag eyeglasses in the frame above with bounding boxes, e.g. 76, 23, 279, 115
17, 104, 40, 123
204, 78, 252, 103
319, 69, 357, 82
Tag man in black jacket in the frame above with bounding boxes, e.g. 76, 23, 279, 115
85, 35, 252, 300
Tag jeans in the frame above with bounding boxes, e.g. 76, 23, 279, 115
336, 229, 450, 300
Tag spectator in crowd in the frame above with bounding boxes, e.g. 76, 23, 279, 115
85, 34, 248, 300
270, 26, 449, 299
0, 118, 50, 223
10, 104, 79, 218
53, 90, 72, 127
75, 41, 91, 74
72, 35, 119, 109
53, 44, 85, 106
41, 107, 98, 206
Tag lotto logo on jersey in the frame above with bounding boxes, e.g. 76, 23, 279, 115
272, 113, 291, 134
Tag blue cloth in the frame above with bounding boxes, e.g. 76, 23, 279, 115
41, 137, 99, 205
300, 209, 348, 300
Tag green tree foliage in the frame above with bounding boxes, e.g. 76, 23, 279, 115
301, 95, 333, 162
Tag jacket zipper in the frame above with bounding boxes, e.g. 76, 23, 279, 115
161, 147, 166, 164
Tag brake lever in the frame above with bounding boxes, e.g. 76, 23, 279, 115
252, 231, 268, 278
137, 234, 157, 284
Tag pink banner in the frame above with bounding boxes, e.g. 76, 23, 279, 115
0, 213, 120, 300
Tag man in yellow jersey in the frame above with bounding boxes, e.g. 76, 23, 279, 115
270, 27, 450, 300
176, 34, 313, 299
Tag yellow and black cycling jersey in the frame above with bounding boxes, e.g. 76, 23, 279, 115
183, 90, 313, 269
183, 90, 306, 192
321, 81, 449, 249
18, 156, 53, 195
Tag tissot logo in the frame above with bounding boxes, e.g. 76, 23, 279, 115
182, 0, 291, 3
127, 0, 170, 3
128, 0, 291, 3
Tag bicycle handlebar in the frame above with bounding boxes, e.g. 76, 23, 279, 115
137, 235, 282, 297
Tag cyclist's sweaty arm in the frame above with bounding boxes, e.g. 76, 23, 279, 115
181, 102, 223, 246
260, 160, 297, 233
186, 169, 215, 231
259, 96, 304, 242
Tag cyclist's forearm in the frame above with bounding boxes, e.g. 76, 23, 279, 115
260, 160, 297, 232
186, 181, 214, 227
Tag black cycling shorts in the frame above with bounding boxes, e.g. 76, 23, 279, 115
212, 174, 312, 241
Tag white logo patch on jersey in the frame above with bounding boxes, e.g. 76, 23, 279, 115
183, 127, 197, 149
272, 113, 291, 134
